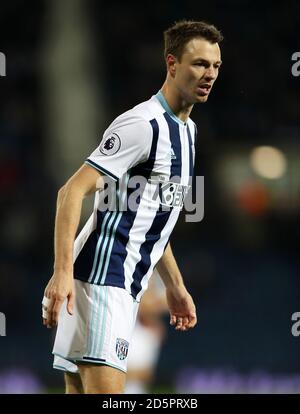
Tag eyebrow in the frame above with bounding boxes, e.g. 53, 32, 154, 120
193, 58, 222, 65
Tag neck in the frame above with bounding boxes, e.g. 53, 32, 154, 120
160, 77, 194, 123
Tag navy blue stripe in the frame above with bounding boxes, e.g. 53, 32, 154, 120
74, 209, 108, 282
163, 113, 182, 182
186, 125, 194, 186
130, 210, 172, 299
82, 356, 106, 362
129, 118, 160, 179
85, 159, 118, 181
102, 119, 160, 288
74, 229, 98, 281
89, 182, 120, 284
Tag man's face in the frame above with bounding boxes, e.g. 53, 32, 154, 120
168, 37, 222, 104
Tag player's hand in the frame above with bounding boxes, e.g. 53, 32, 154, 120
166, 284, 197, 332
42, 272, 75, 329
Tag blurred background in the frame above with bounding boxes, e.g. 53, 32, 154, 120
0, 0, 300, 393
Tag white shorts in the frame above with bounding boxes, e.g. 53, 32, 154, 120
52, 280, 139, 373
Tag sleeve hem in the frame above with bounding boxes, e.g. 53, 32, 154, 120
85, 159, 119, 181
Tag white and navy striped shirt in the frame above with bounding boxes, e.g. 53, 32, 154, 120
73, 91, 197, 301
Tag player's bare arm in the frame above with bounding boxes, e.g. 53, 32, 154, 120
156, 243, 197, 332
42, 164, 104, 328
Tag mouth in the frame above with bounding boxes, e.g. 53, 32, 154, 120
196, 83, 212, 96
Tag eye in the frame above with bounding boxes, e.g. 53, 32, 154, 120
194, 62, 207, 67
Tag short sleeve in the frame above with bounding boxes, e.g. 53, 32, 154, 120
85, 115, 153, 181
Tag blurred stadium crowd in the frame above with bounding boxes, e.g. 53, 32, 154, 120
0, 0, 300, 393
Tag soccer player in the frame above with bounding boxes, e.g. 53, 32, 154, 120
42, 20, 223, 394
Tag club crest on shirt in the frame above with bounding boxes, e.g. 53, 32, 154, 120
116, 338, 129, 360
100, 133, 121, 156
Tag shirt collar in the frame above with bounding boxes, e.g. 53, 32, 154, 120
155, 90, 186, 126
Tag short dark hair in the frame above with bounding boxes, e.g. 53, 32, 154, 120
164, 20, 223, 61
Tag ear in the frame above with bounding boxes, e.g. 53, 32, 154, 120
166, 54, 177, 77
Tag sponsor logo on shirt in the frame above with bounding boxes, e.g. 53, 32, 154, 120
156, 180, 190, 208
149, 176, 190, 208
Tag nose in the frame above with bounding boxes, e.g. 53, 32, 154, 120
204, 66, 218, 81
